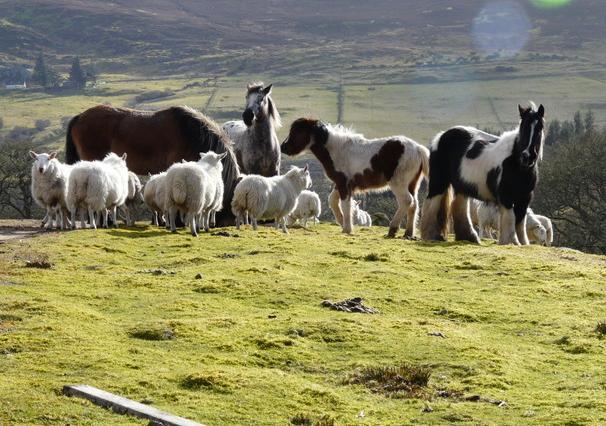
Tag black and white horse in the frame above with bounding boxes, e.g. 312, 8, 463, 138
420, 103, 545, 245
223, 82, 282, 177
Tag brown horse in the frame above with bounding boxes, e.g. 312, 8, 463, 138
65, 104, 240, 226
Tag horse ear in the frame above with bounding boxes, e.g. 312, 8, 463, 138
518, 104, 526, 118
537, 104, 545, 118
29, 150, 38, 159
262, 84, 273, 95
49, 152, 57, 159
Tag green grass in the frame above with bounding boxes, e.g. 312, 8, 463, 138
1, 224, 606, 425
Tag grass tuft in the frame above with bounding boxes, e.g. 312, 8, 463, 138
128, 324, 175, 341
595, 321, 606, 338
181, 372, 233, 393
346, 363, 432, 398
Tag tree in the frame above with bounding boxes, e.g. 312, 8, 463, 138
584, 110, 595, 135
573, 111, 584, 136
534, 126, 606, 254
68, 57, 86, 89
545, 119, 560, 146
31, 54, 48, 87
0, 140, 38, 219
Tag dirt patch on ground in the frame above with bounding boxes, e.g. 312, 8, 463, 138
0, 219, 44, 243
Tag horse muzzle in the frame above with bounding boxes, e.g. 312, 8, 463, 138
243, 109, 254, 127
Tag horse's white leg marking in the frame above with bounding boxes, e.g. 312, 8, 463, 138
328, 188, 343, 225
516, 215, 529, 245
421, 194, 447, 241
499, 207, 519, 245
341, 197, 353, 234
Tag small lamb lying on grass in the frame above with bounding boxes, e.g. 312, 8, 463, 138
287, 190, 321, 228
29, 151, 72, 230
231, 165, 312, 233
477, 201, 553, 246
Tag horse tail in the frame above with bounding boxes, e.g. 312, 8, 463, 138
419, 144, 430, 180
65, 115, 80, 164
171, 174, 187, 206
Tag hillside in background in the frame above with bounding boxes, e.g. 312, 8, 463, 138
1, 0, 606, 78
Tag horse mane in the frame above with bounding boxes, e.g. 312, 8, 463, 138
324, 122, 365, 143
170, 105, 241, 213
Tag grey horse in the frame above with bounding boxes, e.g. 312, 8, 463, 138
223, 82, 282, 177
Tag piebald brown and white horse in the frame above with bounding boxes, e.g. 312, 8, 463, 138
420, 103, 545, 245
281, 119, 429, 238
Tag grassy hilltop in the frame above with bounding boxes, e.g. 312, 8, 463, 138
1, 224, 605, 425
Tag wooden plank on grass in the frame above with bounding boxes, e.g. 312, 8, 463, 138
62, 384, 204, 426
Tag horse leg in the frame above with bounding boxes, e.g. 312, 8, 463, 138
340, 196, 353, 234
420, 175, 452, 241
451, 194, 480, 243
498, 206, 520, 245
328, 188, 343, 225
514, 198, 531, 246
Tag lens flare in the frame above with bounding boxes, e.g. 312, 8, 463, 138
530, 0, 571, 9
471, 1, 531, 59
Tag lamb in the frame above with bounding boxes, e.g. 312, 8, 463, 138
143, 172, 167, 226
231, 165, 312, 233
120, 171, 142, 226
352, 201, 372, 227
287, 190, 321, 228
527, 209, 553, 246
164, 151, 227, 236
66, 153, 129, 229
476, 202, 553, 246
29, 151, 72, 230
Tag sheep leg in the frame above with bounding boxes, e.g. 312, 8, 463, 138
211, 211, 216, 228
205, 211, 211, 232
451, 194, 480, 243
190, 214, 198, 237
169, 206, 178, 233
88, 208, 97, 230
235, 213, 241, 230
340, 196, 353, 234
79, 210, 86, 229
41, 212, 49, 228
302, 217, 308, 229
328, 188, 343, 225
252, 217, 258, 231
281, 217, 289, 234
498, 206, 520, 245
44, 207, 53, 230
112, 206, 119, 228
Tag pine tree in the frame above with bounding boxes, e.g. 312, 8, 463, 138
68, 57, 86, 89
31, 54, 48, 87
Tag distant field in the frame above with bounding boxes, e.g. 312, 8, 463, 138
2, 72, 605, 151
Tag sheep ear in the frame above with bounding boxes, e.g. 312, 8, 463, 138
303, 164, 309, 172
29, 150, 38, 159
121, 153, 127, 161
49, 152, 57, 159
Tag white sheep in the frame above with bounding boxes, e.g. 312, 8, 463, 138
287, 190, 321, 228
231, 165, 312, 233
29, 151, 72, 230
66, 153, 129, 229
477, 202, 553, 246
120, 171, 142, 226
164, 151, 226, 236
527, 208, 553, 246
352, 201, 372, 227
143, 172, 167, 226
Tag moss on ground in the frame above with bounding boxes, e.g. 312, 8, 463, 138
1, 223, 605, 425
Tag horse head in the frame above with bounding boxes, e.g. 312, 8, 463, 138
516, 102, 545, 168
243, 83, 273, 127
281, 118, 328, 156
